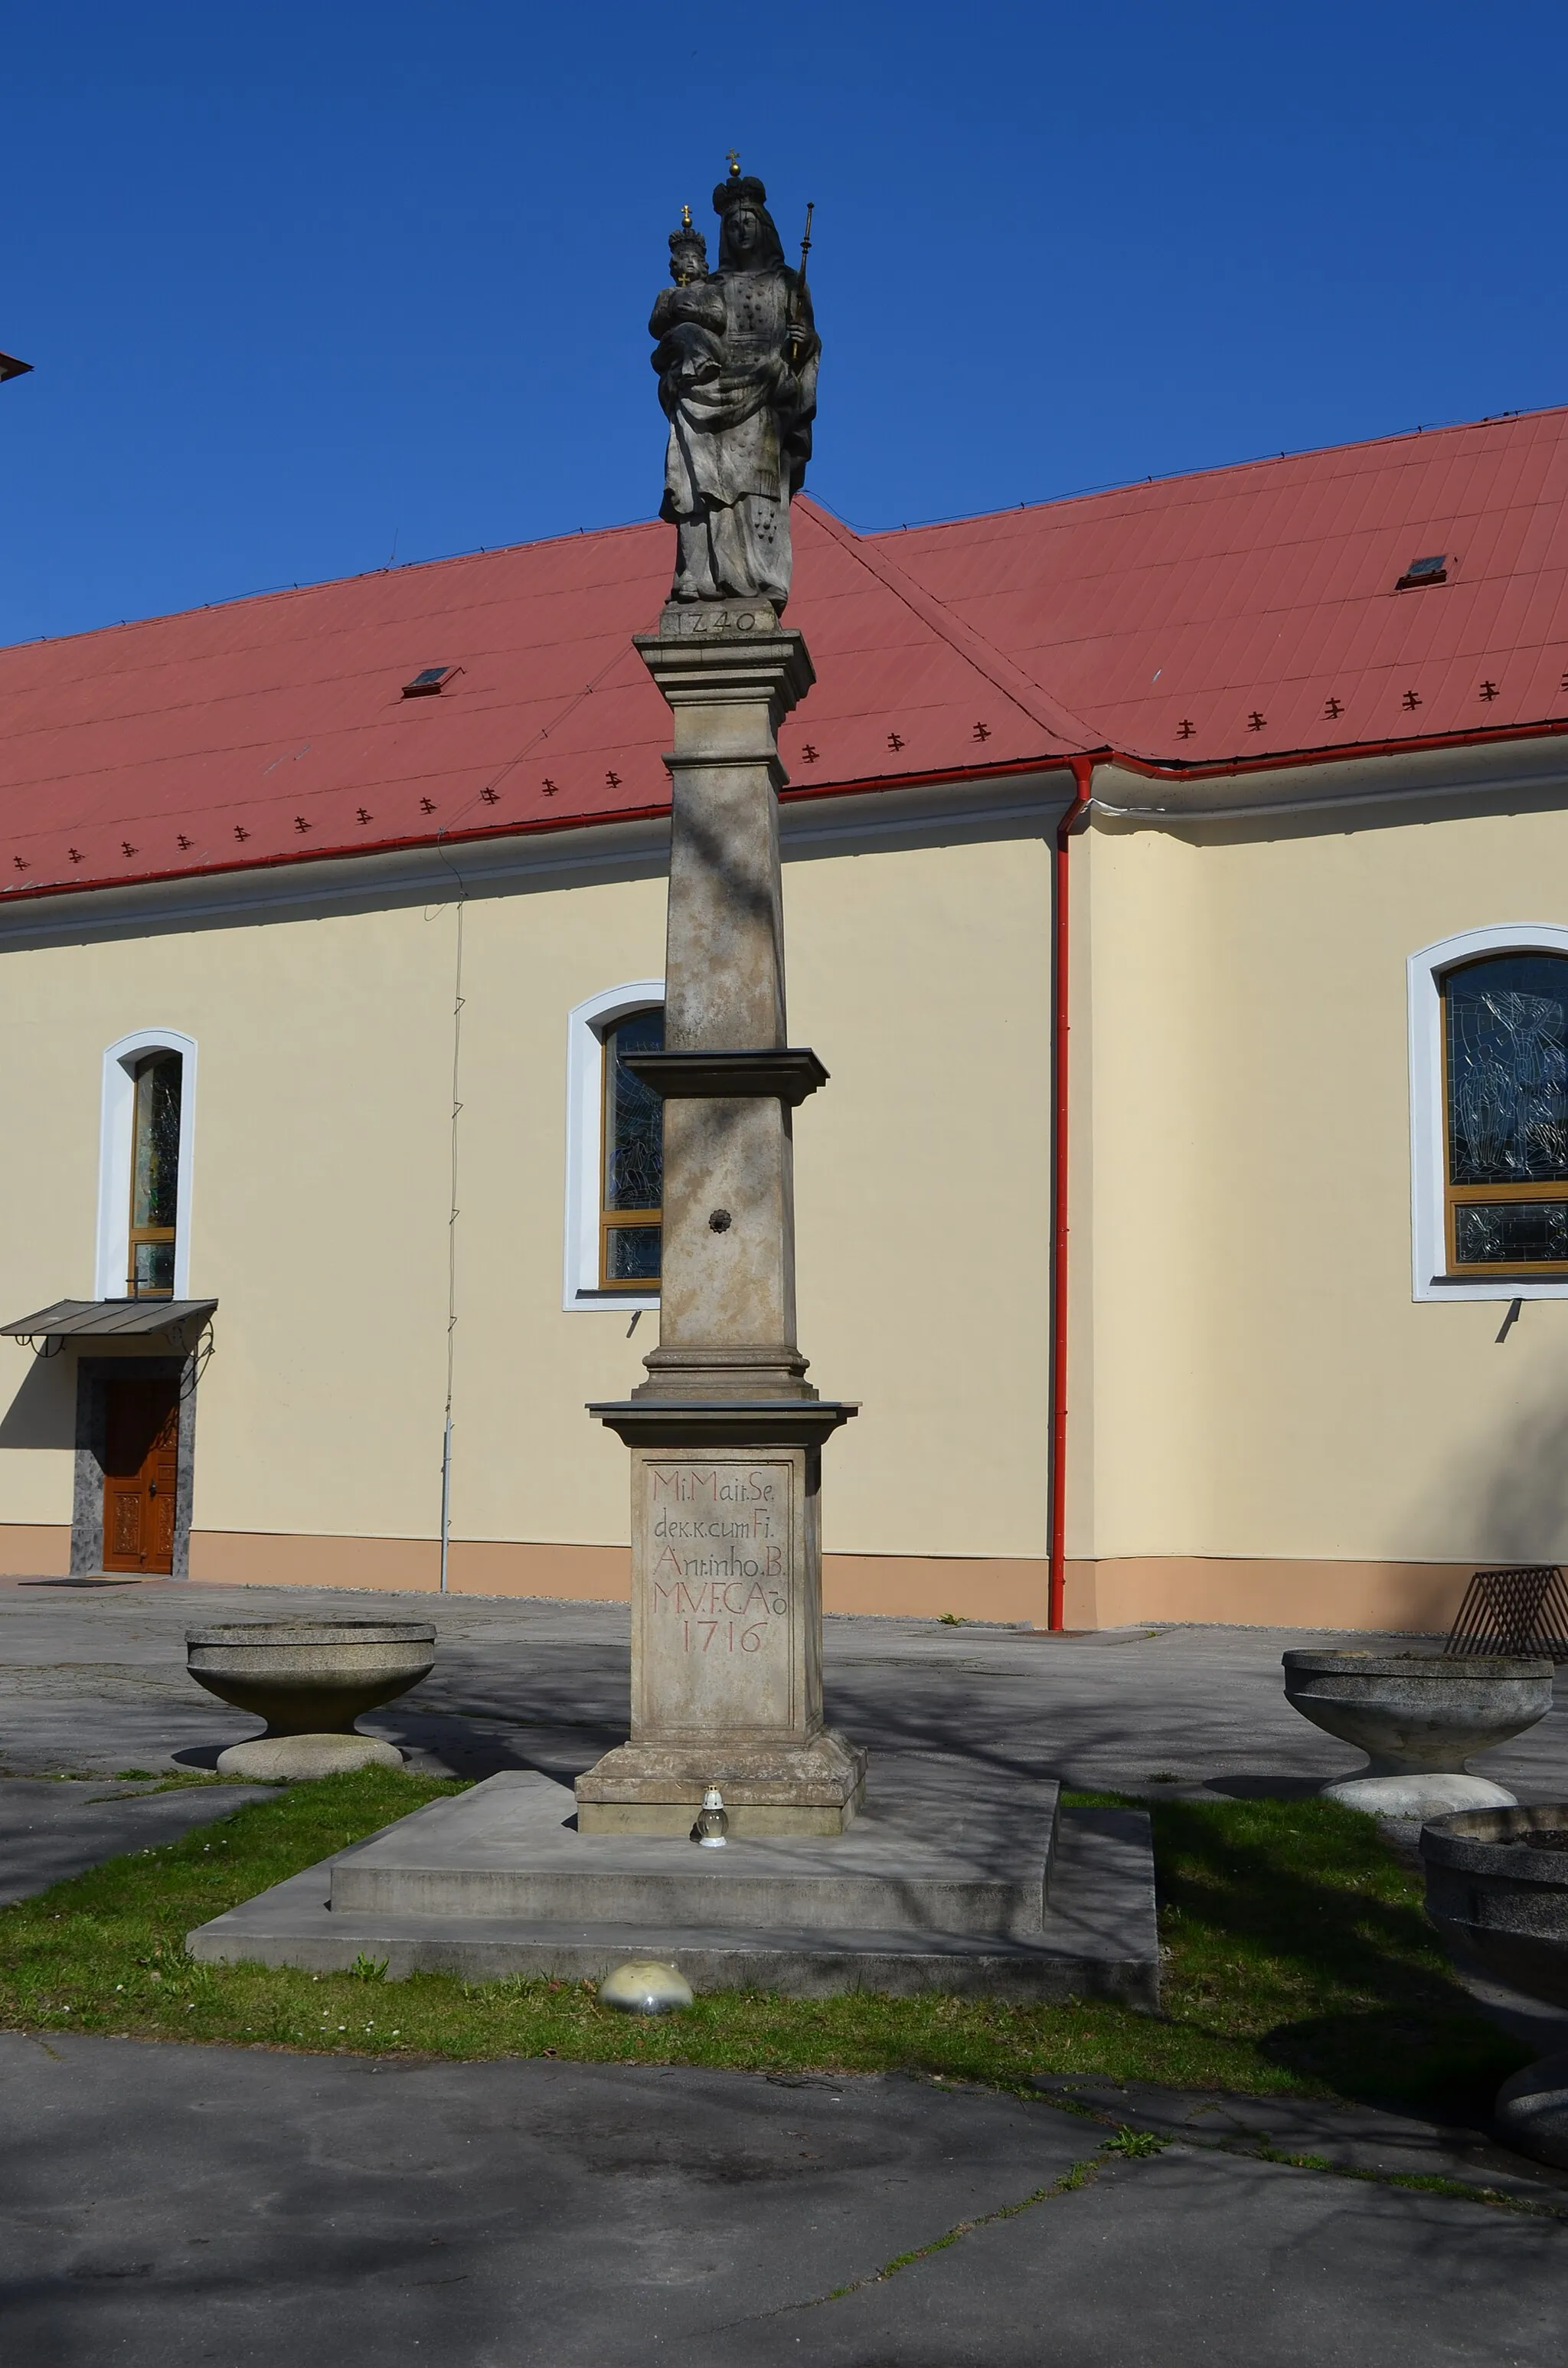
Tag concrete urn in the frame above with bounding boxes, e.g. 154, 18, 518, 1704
186, 1620, 436, 1779
1422, 1804, 1568, 2167
1280, 1650, 1553, 1817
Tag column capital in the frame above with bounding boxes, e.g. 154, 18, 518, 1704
635, 623, 815, 721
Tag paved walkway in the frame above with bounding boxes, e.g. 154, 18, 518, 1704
2, 1580, 1566, 2363
0, 1778, 271, 1903
1, 2037, 1563, 2366
1, 1578, 1564, 1804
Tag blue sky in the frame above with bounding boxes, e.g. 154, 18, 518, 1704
3, 1, 1566, 645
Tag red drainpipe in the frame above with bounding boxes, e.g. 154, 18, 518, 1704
1048, 756, 1095, 1630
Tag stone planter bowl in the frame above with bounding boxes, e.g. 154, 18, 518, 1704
1421, 1804, 1568, 2010
1282, 1650, 1552, 1777
1422, 1804, 1568, 2167
186, 1620, 437, 1738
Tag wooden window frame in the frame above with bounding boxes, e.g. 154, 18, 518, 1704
126, 1052, 180, 1299
1441, 961, 1568, 1279
96, 1029, 197, 1301
598, 1019, 662, 1293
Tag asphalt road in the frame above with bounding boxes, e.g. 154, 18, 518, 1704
2, 2038, 1564, 2368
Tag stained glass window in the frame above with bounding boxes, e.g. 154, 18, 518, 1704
1444, 954, 1568, 1271
600, 1008, 663, 1289
127, 1052, 181, 1297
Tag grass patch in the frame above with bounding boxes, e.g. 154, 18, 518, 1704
1122, 1790, 1527, 2113
0, 1777, 1527, 2117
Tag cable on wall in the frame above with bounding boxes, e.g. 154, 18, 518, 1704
431, 845, 468, 1597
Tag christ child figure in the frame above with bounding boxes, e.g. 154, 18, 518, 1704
649, 219, 726, 395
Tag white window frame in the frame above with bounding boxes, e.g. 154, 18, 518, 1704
562, 980, 665, 1312
1409, 925, 1568, 1301
96, 1027, 198, 1300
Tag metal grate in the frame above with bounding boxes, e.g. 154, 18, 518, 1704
1444, 1565, 1568, 1662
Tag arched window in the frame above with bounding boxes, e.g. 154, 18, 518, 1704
1442, 951, 1568, 1274
600, 1006, 665, 1288
96, 1029, 198, 1302
127, 1051, 183, 1297
562, 981, 664, 1309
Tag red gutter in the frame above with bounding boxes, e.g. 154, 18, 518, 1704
1048, 755, 1095, 1631
11, 704, 1566, 913
1111, 711, 1568, 785
0, 756, 1070, 911
778, 751, 1051, 805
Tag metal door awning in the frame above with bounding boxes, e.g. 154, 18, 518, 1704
2, 1299, 217, 1344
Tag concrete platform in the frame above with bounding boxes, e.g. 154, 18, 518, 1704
188, 1769, 1158, 2003
332, 1765, 1055, 1936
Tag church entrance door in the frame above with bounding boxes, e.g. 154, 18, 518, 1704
102, 1376, 180, 1575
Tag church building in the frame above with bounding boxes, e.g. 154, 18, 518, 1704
3, 404, 1568, 1633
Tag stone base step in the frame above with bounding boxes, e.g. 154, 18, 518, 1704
188, 1804, 1159, 2005
574, 1729, 867, 1837
328, 1768, 1055, 1939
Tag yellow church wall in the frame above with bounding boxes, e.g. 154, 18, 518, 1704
21, 767, 1562, 1635
1073, 773, 1568, 1624
1069, 818, 1213, 1568
0, 819, 1055, 1618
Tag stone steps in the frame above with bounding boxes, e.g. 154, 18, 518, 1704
329, 1769, 1054, 1939
188, 1782, 1159, 2005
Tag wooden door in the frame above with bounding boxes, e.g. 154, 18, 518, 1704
103, 1378, 180, 1575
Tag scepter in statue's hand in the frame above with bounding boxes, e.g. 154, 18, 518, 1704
786, 201, 815, 363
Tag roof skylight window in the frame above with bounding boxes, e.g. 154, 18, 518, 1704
402, 665, 459, 698
1396, 553, 1448, 590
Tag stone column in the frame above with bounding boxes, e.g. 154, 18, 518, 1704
577, 602, 864, 1837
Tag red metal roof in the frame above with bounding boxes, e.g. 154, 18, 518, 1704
884, 405, 1568, 768
5, 404, 1568, 902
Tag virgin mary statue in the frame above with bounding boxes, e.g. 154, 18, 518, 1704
649, 165, 818, 609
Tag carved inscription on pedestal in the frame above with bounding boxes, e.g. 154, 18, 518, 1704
632, 1454, 799, 1735
658, 602, 777, 638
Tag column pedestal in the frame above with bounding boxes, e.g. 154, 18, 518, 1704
577, 1402, 863, 1836
577, 604, 864, 1838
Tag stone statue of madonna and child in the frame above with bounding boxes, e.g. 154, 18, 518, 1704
649, 159, 818, 610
